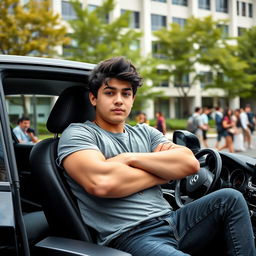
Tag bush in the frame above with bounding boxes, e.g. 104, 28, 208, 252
37, 122, 51, 135
127, 119, 188, 131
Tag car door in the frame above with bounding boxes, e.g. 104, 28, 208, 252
0, 71, 30, 256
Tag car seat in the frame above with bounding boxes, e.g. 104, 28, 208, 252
30, 86, 96, 242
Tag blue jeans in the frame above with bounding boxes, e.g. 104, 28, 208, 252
110, 188, 255, 256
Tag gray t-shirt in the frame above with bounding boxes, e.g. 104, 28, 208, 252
58, 121, 172, 245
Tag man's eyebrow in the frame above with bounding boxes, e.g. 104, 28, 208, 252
103, 85, 116, 90
103, 86, 132, 91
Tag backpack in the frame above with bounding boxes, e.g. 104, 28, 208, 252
215, 113, 223, 132
187, 115, 198, 133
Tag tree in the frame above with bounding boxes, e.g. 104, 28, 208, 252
0, 0, 70, 56
201, 44, 253, 99
236, 26, 256, 97
153, 16, 252, 116
66, 0, 161, 113
66, 0, 141, 63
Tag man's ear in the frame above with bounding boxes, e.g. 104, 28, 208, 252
89, 92, 96, 106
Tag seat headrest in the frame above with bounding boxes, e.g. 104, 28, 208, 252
47, 86, 95, 134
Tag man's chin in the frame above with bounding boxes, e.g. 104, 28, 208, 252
109, 117, 126, 124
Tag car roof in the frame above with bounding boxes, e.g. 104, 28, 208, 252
0, 55, 95, 71
0, 55, 95, 96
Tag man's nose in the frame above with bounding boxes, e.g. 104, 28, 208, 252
114, 93, 123, 104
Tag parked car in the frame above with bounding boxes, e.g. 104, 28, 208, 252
0, 55, 256, 256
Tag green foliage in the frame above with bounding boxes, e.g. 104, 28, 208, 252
202, 45, 254, 98
67, 0, 141, 63
237, 26, 256, 97
153, 16, 224, 95
0, 0, 70, 56
153, 16, 253, 113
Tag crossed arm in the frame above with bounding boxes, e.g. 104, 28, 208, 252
63, 142, 199, 198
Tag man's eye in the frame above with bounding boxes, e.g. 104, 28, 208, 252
123, 92, 132, 97
105, 91, 113, 95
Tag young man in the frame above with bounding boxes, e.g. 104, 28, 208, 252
58, 57, 255, 255
13, 116, 39, 144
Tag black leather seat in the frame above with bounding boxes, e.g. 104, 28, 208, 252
30, 86, 131, 255
30, 86, 95, 242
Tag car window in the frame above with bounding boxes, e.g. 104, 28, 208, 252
6, 94, 56, 141
0, 127, 8, 182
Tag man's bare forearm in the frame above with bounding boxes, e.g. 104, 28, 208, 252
63, 150, 168, 199
109, 146, 199, 180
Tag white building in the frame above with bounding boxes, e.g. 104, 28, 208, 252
42, 0, 256, 118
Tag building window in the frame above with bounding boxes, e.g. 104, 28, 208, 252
62, 0, 78, 20
237, 1, 240, 15
121, 10, 140, 29
151, 14, 167, 31
238, 27, 246, 36
248, 3, 253, 17
88, 4, 97, 11
129, 40, 140, 51
88, 4, 109, 23
242, 2, 246, 16
152, 0, 167, 2
217, 24, 229, 38
200, 71, 213, 88
198, 0, 211, 10
216, 0, 228, 13
172, 0, 188, 6
172, 17, 186, 28
152, 41, 167, 59
174, 74, 190, 87
156, 70, 169, 87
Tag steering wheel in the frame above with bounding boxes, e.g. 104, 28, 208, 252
175, 148, 222, 208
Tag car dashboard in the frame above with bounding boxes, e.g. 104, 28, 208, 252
208, 152, 256, 226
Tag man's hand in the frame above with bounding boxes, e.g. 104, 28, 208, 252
154, 142, 176, 152
106, 152, 133, 165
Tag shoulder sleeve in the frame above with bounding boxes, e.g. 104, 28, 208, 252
13, 127, 22, 140
57, 123, 100, 166
143, 124, 169, 151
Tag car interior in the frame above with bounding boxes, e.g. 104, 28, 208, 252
1, 66, 133, 255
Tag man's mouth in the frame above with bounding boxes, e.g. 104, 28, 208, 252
111, 108, 125, 114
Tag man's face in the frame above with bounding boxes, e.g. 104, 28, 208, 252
245, 107, 251, 113
19, 120, 30, 131
89, 78, 135, 125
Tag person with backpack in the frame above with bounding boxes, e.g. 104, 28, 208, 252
214, 106, 224, 150
187, 107, 206, 144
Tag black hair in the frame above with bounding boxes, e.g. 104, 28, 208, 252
88, 56, 143, 97
17, 116, 30, 124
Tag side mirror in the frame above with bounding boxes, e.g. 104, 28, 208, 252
173, 130, 201, 154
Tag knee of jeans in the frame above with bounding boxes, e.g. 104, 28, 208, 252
218, 188, 245, 205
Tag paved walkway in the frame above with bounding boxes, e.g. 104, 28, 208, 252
166, 131, 256, 158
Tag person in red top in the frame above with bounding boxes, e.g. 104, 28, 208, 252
155, 111, 167, 135
219, 108, 235, 153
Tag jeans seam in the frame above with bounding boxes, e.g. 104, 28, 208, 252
227, 220, 240, 256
